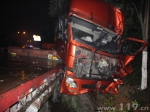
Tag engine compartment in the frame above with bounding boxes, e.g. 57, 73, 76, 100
73, 46, 118, 79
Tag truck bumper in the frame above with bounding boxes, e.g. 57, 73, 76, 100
60, 75, 123, 95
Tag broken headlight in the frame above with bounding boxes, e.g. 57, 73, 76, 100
66, 76, 78, 88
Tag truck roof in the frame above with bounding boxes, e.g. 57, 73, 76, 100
69, 0, 124, 35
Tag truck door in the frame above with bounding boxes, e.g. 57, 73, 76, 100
55, 16, 68, 62
55, 37, 67, 62
121, 37, 148, 67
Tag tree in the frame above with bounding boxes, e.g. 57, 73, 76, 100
48, 0, 70, 18
132, 0, 149, 90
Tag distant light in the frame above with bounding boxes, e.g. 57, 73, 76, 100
18, 31, 26, 34
33, 35, 41, 41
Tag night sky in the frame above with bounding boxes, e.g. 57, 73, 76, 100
1, 0, 56, 46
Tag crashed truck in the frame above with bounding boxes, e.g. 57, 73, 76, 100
0, 0, 148, 111
54, 0, 148, 95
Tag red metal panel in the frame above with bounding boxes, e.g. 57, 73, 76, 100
0, 65, 63, 112
69, 0, 124, 35
60, 73, 123, 95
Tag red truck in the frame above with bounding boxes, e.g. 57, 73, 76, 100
0, 0, 148, 111
55, 0, 148, 95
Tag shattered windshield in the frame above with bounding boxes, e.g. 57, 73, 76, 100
71, 16, 121, 54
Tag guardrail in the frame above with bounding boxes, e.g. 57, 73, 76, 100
0, 46, 64, 112
0, 64, 64, 112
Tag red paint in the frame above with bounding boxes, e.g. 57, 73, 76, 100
0, 65, 62, 112
69, 0, 124, 35
55, 0, 148, 95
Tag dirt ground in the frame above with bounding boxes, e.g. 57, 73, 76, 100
51, 84, 149, 112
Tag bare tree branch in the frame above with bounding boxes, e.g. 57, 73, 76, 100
132, 3, 140, 20
145, 0, 150, 41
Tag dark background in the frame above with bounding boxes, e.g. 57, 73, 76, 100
0, 0, 56, 47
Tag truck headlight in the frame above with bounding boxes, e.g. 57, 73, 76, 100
66, 76, 78, 88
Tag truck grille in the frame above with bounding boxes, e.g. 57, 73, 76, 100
73, 46, 118, 79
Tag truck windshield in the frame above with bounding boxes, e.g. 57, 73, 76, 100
71, 16, 121, 54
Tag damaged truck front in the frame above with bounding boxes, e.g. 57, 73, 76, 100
55, 0, 148, 95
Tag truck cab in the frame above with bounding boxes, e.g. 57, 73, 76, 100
55, 0, 148, 95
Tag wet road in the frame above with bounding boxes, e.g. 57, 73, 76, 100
0, 55, 61, 94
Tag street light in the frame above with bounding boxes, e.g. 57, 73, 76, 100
18, 31, 26, 47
